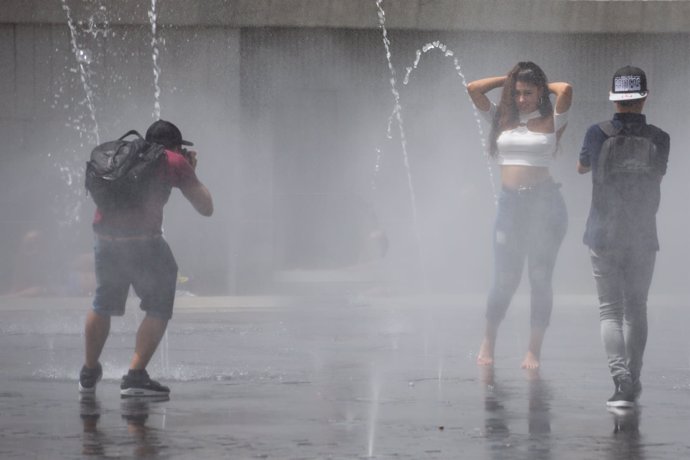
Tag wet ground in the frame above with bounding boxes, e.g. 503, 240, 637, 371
1, 293, 689, 459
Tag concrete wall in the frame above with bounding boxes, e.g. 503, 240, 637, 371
1, 1, 689, 33
2, 1, 690, 296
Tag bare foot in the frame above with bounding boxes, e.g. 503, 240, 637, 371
480, 364, 495, 385
521, 351, 540, 370
476, 339, 495, 366
524, 367, 540, 382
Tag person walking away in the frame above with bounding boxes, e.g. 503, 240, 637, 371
577, 66, 670, 408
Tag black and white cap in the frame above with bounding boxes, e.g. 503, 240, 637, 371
609, 65, 648, 101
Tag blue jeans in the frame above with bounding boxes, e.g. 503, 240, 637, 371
590, 246, 656, 382
486, 182, 567, 330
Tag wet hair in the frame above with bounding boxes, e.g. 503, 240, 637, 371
489, 61, 554, 157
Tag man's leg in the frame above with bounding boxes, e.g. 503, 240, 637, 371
120, 314, 171, 397
84, 310, 111, 369
80, 309, 111, 393
128, 237, 176, 371
591, 248, 628, 379
87, 237, 128, 370
129, 315, 169, 370
623, 249, 656, 388
120, 237, 175, 396
591, 248, 637, 407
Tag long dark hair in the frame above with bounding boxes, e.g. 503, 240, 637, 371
489, 61, 553, 157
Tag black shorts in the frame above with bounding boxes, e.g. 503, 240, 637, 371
92, 236, 178, 320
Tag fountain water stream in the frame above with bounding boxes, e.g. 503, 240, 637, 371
374, 0, 503, 298
375, 0, 428, 290
371, 3, 503, 456
402, 40, 498, 203
149, 0, 162, 120
60, 0, 101, 146
366, 368, 380, 458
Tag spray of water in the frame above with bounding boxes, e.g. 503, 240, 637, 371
58, 0, 107, 225
371, 147, 384, 191
160, 330, 170, 376
366, 369, 380, 458
402, 40, 498, 203
61, 0, 100, 145
149, 0, 162, 120
375, 0, 428, 289
374, 1, 416, 221
84, 5, 110, 38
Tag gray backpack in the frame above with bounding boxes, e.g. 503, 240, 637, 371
594, 121, 658, 184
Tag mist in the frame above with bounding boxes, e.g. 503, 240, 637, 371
3, 3, 690, 458
1, 4, 689, 301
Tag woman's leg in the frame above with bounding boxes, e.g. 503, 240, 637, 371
477, 323, 500, 366
478, 193, 525, 365
522, 328, 545, 370
524, 188, 567, 369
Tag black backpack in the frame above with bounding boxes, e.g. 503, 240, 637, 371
85, 130, 166, 211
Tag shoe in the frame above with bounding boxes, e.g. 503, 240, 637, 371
79, 363, 103, 394
120, 369, 170, 397
606, 376, 635, 408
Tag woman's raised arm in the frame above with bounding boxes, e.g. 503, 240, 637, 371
466, 76, 506, 112
548, 82, 573, 114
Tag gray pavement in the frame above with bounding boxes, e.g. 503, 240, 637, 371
1, 294, 689, 459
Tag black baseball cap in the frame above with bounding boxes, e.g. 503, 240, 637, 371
145, 120, 194, 148
609, 66, 648, 101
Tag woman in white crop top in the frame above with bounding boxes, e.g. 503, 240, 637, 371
467, 62, 573, 370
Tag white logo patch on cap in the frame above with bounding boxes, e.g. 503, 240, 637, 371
614, 75, 642, 92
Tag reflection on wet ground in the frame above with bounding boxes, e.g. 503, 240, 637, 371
482, 367, 554, 460
0, 295, 688, 459
78, 394, 170, 458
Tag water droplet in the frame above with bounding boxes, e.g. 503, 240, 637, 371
76, 48, 92, 64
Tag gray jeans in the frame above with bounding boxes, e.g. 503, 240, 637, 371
590, 247, 656, 382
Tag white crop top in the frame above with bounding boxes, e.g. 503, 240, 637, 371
482, 103, 568, 168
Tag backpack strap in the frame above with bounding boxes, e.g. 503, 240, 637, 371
118, 130, 143, 140
594, 121, 619, 184
598, 121, 619, 138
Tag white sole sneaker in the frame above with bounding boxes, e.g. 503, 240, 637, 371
120, 387, 170, 398
606, 399, 635, 408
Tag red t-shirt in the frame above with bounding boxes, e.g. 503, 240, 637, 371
93, 150, 199, 236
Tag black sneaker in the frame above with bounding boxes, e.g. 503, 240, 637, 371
606, 376, 635, 408
79, 363, 103, 394
120, 369, 170, 397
